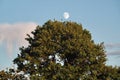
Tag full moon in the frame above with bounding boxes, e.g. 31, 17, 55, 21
63, 12, 70, 19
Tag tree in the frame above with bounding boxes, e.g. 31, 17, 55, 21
0, 70, 13, 80
13, 20, 110, 79
0, 68, 28, 80
97, 66, 120, 80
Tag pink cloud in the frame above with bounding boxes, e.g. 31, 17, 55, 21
0, 22, 37, 56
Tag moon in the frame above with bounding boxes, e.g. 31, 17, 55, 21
63, 12, 70, 19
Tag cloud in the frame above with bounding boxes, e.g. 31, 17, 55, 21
107, 50, 120, 55
105, 43, 120, 49
0, 22, 37, 56
105, 43, 120, 55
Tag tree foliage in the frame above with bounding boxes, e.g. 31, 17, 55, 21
1, 20, 120, 79
0, 68, 28, 80
13, 20, 107, 79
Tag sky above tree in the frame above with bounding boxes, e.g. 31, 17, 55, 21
0, 0, 120, 69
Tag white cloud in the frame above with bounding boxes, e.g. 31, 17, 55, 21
0, 22, 37, 56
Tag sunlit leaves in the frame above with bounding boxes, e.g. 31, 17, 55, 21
12, 20, 120, 79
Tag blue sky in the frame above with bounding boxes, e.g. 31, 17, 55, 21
0, 0, 120, 69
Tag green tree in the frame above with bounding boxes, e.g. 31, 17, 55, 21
13, 20, 108, 80
0, 70, 13, 80
0, 68, 28, 80
97, 66, 120, 80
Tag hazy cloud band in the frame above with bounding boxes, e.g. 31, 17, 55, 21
105, 43, 120, 55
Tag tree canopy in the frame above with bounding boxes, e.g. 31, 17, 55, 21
0, 20, 120, 80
